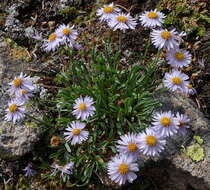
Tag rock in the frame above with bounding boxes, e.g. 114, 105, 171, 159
0, 37, 44, 159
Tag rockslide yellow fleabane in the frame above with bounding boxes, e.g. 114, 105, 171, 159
64, 121, 89, 145
152, 111, 179, 137
139, 9, 165, 28
72, 96, 95, 120
42, 32, 62, 52
107, 155, 139, 185
166, 49, 192, 68
137, 128, 166, 157
175, 112, 190, 136
96, 3, 120, 22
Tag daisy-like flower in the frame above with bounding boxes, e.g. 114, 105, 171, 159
175, 113, 190, 136
184, 83, 196, 95
51, 162, 74, 177
107, 154, 139, 185
108, 13, 137, 32
96, 3, 120, 22
55, 24, 78, 47
5, 99, 25, 123
166, 49, 192, 68
16, 89, 34, 103
139, 9, 165, 28
137, 128, 166, 157
150, 28, 180, 50
163, 70, 189, 92
72, 96, 95, 120
9, 73, 35, 96
23, 163, 36, 178
116, 133, 140, 160
42, 32, 62, 52
152, 111, 179, 137
64, 121, 89, 145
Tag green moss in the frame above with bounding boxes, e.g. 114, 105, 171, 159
24, 121, 38, 128
193, 135, 204, 144
186, 143, 205, 162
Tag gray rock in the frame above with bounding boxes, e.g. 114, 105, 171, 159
0, 37, 44, 159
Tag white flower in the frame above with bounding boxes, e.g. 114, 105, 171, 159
55, 24, 78, 47
166, 49, 192, 68
116, 133, 140, 160
16, 89, 34, 103
107, 154, 139, 185
139, 9, 165, 28
184, 83, 196, 95
152, 111, 179, 137
9, 73, 35, 96
42, 33, 62, 52
96, 3, 120, 22
64, 121, 89, 145
150, 28, 180, 50
72, 96, 95, 120
137, 128, 166, 157
175, 113, 190, 136
163, 70, 189, 92
108, 13, 137, 32
51, 162, 74, 177
5, 99, 25, 123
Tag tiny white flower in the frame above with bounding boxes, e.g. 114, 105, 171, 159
152, 111, 179, 137
175, 113, 190, 136
150, 28, 180, 50
116, 133, 140, 160
72, 96, 95, 120
96, 3, 120, 22
163, 70, 189, 92
55, 24, 78, 47
107, 154, 139, 185
184, 83, 196, 95
139, 9, 165, 28
5, 99, 25, 123
166, 49, 192, 68
108, 13, 137, 32
64, 121, 89, 145
42, 33, 62, 52
137, 128, 166, 157
9, 73, 35, 96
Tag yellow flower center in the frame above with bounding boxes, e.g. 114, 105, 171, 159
175, 52, 185, 61
63, 28, 71, 36
145, 135, 157, 146
161, 31, 171, 40
79, 103, 87, 111
118, 163, 129, 175
13, 78, 22, 88
179, 121, 185, 128
117, 15, 128, 23
187, 84, 192, 89
21, 89, 27, 95
171, 77, 182, 85
127, 143, 138, 152
103, 6, 113, 13
160, 117, 171, 127
72, 128, 81, 135
48, 33, 56, 42
147, 12, 158, 19
9, 104, 18, 113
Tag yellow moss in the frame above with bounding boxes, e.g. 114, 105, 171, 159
24, 122, 38, 128
193, 136, 204, 144
186, 143, 204, 162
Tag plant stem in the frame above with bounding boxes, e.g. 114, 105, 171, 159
25, 113, 52, 127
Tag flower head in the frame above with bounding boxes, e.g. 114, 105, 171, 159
107, 154, 139, 185
137, 128, 166, 157
152, 111, 179, 137
96, 3, 120, 22
55, 24, 78, 47
51, 162, 74, 177
42, 32, 62, 52
16, 89, 34, 103
166, 49, 192, 68
23, 163, 36, 178
163, 70, 189, 92
108, 13, 137, 32
150, 28, 180, 50
64, 121, 89, 145
139, 9, 165, 28
9, 73, 35, 96
175, 113, 190, 136
116, 133, 140, 160
72, 96, 95, 120
184, 83, 196, 95
5, 99, 25, 123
